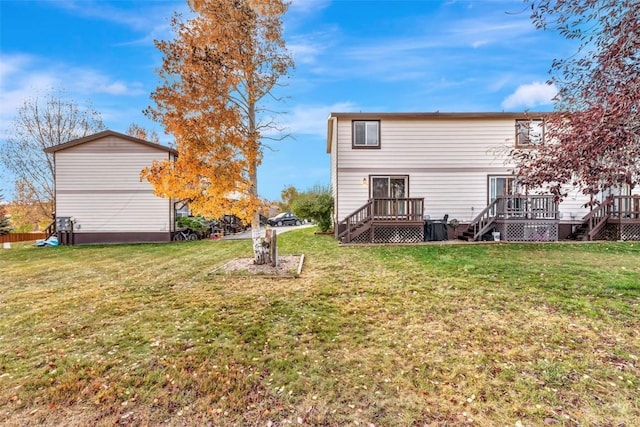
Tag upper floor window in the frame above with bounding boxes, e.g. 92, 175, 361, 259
353, 120, 380, 148
515, 119, 544, 147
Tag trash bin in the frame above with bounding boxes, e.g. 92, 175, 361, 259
424, 219, 448, 241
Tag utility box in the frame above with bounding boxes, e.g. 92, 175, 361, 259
56, 216, 73, 231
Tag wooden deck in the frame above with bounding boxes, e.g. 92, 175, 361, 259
338, 198, 424, 243
573, 195, 640, 241
337, 195, 640, 244
458, 195, 560, 242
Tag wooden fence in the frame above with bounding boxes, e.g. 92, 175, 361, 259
0, 233, 47, 243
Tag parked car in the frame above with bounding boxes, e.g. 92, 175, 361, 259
267, 211, 302, 227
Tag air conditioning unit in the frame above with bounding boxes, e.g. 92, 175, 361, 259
56, 216, 73, 232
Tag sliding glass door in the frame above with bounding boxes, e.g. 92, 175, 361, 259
371, 176, 408, 217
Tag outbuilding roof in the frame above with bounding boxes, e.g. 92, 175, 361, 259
44, 129, 178, 156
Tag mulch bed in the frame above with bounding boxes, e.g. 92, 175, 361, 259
210, 254, 304, 278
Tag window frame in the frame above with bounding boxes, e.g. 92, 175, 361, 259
369, 175, 409, 199
352, 120, 381, 149
487, 175, 519, 205
515, 119, 544, 148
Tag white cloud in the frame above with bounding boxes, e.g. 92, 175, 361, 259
429, 7, 537, 49
281, 102, 357, 137
69, 68, 145, 96
0, 55, 60, 132
54, 1, 183, 35
289, 0, 331, 14
0, 53, 32, 82
287, 33, 331, 65
0, 53, 147, 134
471, 40, 489, 48
488, 74, 514, 93
501, 81, 557, 110
48, 1, 186, 47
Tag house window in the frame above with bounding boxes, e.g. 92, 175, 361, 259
353, 120, 380, 148
175, 200, 190, 218
515, 119, 544, 147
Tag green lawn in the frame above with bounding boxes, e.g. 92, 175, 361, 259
1, 229, 638, 426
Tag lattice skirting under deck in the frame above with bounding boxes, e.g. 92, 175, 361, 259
348, 224, 424, 244
495, 221, 558, 242
596, 223, 640, 241
373, 224, 423, 243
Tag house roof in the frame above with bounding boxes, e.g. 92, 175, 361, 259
328, 111, 550, 120
326, 111, 552, 153
44, 129, 178, 156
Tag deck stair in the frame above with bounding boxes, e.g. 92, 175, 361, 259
338, 200, 374, 243
44, 220, 56, 239
567, 197, 611, 241
567, 196, 640, 241
567, 222, 590, 241
458, 199, 499, 241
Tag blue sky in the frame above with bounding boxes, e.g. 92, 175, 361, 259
0, 0, 573, 202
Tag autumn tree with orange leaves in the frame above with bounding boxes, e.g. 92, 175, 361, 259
142, 0, 293, 262
512, 0, 639, 204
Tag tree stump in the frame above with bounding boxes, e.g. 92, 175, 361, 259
253, 227, 277, 266
268, 229, 277, 267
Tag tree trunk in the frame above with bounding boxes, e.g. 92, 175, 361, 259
252, 226, 271, 265
247, 98, 274, 265
268, 229, 277, 267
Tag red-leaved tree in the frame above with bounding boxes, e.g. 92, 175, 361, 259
512, 0, 639, 204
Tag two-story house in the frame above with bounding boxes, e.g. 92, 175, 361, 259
327, 112, 640, 243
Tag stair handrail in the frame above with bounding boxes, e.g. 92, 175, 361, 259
583, 196, 613, 240
44, 220, 56, 239
338, 200, 374, 242
466, 198, 500, 241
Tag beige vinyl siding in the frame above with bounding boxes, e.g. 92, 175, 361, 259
54, 136, 172, 233
555, 186, 591, 222
334, 117, 592, 222
329, 117, 339, 223
411, 172, 490, 221
338, 119, 515, 169
56, 193, 170, 232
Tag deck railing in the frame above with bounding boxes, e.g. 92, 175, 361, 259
581, 195, 640, 240
372, 198, 424, 221
338, 200, 374, 242
44, 220, 56, 239
495, 195, 559, 219
610, 195, 640, 219
583, 198, 612, 240
464, 195, 559, 241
